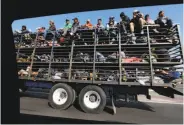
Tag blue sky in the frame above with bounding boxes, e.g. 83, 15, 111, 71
12, 4, 183, 37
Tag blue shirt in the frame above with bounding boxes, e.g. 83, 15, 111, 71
169, 71, 181, 79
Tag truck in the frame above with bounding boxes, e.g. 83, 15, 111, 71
14, 24, 183, 114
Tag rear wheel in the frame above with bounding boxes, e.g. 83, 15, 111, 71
48, 83, 74, 110
79, 85, 106, 114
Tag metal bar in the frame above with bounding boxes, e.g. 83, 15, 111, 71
118, 29, 122, 85
68, 40, 74, 82
176, 24, 184, 84
176, 25, 184, 62
28, 33, 38, 78
48, 32, 56, 80
92, 29, 97, 83
146, 26, 154, 86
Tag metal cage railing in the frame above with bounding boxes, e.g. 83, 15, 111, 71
14, 24, 183, 87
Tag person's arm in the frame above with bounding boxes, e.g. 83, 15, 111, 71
106, 24, 109, 30
89, 24, 93, 29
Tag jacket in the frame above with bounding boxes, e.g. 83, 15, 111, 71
155, 16, 169, 25
84, 23, 93, 29
21, 29, 30, 34
49, 24, 56, 31
64, 23, 72, 29
120, 16, 130, 26
96, 23, 104, 28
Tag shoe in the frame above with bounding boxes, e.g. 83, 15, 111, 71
140, 30, 144, 34
70, 32, 74, 36
153, 29, 159, 33
131, 33, 135, 37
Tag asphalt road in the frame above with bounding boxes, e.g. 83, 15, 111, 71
20, 92, 183, 124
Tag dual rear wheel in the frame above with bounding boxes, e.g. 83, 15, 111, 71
48, 83, 106, 114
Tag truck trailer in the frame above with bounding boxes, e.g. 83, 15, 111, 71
14, 24, 183, 114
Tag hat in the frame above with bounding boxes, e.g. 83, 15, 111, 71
49, 20, 54, 23
98, 18, 102, 21
87, 19, 90, 22
109, 16, 114, 19
120, 12, 125, 17
66, 19, 69, 21
22, 25, 26, 28
133, 10, 138, 13
36, 27, 41, 30
73, 17, 78, 20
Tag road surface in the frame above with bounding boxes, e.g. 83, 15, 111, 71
20, 90, 183, 124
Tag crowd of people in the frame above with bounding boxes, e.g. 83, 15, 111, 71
16, 10, 174, 42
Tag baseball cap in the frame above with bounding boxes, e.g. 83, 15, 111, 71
133, 10, 138, 13
66, 19, 69, 21
73, 17, 78, 20
120, 12, 125, 17
109, 16, 114, 19
87, 19, 90, 22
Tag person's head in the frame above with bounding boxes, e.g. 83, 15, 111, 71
66, 19, 70, 24
42, 27, 45, 30
73, 18, 78, 23
97, 18, 102, 24
22, 25, 26, 30
86, 19, 90, 24
158, 11, 164, 17
120, 12, 125, 19
145, 14, 150, 21
49, 20, 54, 25
109, 16, 114, 21
133, 10, 139, 16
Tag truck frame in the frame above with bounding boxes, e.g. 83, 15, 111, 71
15, 24, 183, 114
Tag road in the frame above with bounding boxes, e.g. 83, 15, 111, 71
20, 90, 183, 124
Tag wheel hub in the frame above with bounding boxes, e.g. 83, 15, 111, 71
89, 95, 96, 102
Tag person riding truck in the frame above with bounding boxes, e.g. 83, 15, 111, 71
21, 25, 32, 42
130, 10, 146, 35
70, 17, 80, 36
156, 67, 182, 87
155, 11, 173, 30
118, 12, 130, 33
82, 19, 93, 29
48, 20, 56, 31
61, 19, 72, 37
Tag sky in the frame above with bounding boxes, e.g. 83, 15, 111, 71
12, 4, 183, 39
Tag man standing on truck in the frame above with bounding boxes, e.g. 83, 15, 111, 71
21, 25, 32, 42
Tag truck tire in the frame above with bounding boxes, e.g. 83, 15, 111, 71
48, 83, 74, 110
79, 85, 106, 114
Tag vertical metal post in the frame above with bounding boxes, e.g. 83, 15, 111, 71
48, 31, 56, 80
118, 29, 122, 84
147, 26, 154, 86
176, 24, 184, 84
16, 34, 22, 59
93, 29, 97, 83
68, 40, 74, 82
176, 24, 184, 62
28, 32, 38, 79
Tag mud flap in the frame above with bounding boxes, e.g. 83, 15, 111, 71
111, 95, 116, 115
